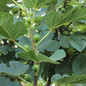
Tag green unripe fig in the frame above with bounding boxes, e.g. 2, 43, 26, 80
25, 17, 31, 24
25, 22, 29, 28
63, 31, 68, 35
11, 8, 18, 14
61, 8, 65, 12
33, 65, 39, 72
33, 34, 40, 42
30, 12, 33, 16
24, 74, 32, 82
24, 44, 30, 51
21, 12, 26, 17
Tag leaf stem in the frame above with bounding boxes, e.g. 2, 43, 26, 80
18, 76, 28, 84
36, 28, 53, 46
12, 40, 28, 52
12, 0, 24, 10
31, 7, 36, 30
63, 0, 67, 8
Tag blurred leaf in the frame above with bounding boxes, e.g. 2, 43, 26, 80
73, 54, 86, 75
0, 4, 11, 12
0, 0, 12, 4
56, 75, 86, 84
23, 0, 50, 8
0, 75, 22, 86
55, 58, 73, 75
51, 74, 62, 82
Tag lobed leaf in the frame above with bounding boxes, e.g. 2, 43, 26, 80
46, 8, 86, 28
0, 61, 29, 76
0, 12, 27, 40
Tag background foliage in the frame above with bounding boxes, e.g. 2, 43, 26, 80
0, 0, 86, 86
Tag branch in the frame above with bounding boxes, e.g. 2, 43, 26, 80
63, 0, 67, 8
18, 76, 28, 84
46, 77, 51, 86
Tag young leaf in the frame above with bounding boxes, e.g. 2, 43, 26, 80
0, 12, 27, 40
18, 51, 59, 64
18, 50, 39, 62
36, 53, 59, 64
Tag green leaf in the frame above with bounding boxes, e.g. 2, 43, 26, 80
73, 54, 86, 75
18, 51, 59, 64
0, 75, 22, 86
23, 0, 50, 8
0, 4, 11, 12
51, 74, 62, 82
18, 36, 32, 49
39, 31, 54, 42
68, 34, 86, 52
46, 8, 86, 28
56, 75, 86, 84
55, 58, 73, 75
37, 39, 60, 51
59, 36, 70, 48
0, 61, 29, 76
0, 52, 15, 64
0, 12, 27, 40
0, 0, 12, 4
36, 53, 59, 64
18, 50, 39, 62
0, 45, 15, 55
50, 49, 66, 61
